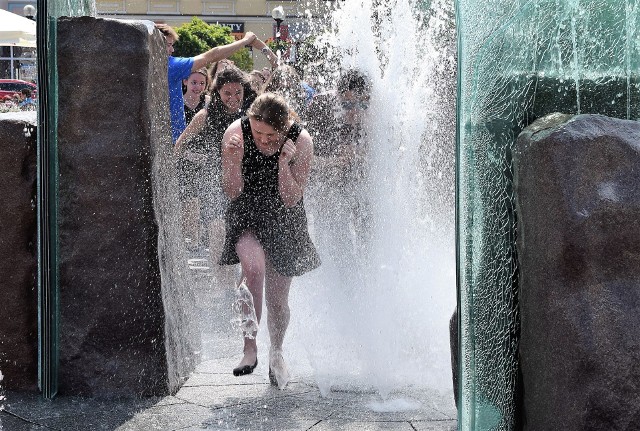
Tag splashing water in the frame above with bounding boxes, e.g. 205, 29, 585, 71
568, 0, 582, 113
288, 0, 457, 398
367, 397, 421, 412
231, 278, 259, 339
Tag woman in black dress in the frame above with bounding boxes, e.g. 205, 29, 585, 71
220, 93, 320, 388
176, 67, 256, 276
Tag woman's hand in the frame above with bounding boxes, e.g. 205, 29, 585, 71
225, 133, 245, 166
277, 129, 313, 208
182, 150, 207, 166
279, 139, 296, 167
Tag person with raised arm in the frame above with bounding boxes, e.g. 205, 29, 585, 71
155, 23, 256, 142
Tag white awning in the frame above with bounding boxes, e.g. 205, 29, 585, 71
0, 9, 36, 47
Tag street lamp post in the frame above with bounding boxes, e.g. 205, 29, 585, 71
271, 6, 285, 42
23, 4, 36, 20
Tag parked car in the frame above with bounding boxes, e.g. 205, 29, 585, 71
0, 79, 37, 99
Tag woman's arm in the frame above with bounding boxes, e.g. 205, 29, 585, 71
221, 120, 245, 200
175, 109, 207, 156
192, 32, 256, 71
251, 38, 279, 69
278, 128, 313, 207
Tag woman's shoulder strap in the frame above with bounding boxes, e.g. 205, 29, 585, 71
241, 116, 251, 134
240, 116, 254, 144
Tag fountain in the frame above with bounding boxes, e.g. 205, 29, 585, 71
226, 0, 459, 405
456, 0, 640, 429
0, 0, 454, 407
5, 0, 637, 427
0, 0, 459, 412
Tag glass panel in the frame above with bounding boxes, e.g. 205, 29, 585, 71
50, 0, 96, 17
37, 0, 96, 400
456, 0, 640, 429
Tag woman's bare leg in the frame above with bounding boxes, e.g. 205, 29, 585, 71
234, 231, 265, 370
265, 262, 292, 352
265, 261, 293, 388
209, 219, 237, 289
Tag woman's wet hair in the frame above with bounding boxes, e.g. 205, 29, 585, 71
211, 59, 235, 82
250, 70, 266, 84
212, 66, 248, 92
264, 65, 300, 93
247, 93, 290, 133
183, 67, 210, 94
248, 70, 267, 94
192, 67, 210, 84
337, 69, 371, 94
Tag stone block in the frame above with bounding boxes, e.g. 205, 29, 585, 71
515, 113, 640, 430
56, 16, 198, 397
0, 112, 37, 390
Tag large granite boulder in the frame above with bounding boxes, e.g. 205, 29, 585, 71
514, 113, 640, 430
0, 112, 38, 390
56, 17, 198, 397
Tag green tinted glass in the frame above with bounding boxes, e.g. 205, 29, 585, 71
37, 0, 96, 400
456, 1, 639, 429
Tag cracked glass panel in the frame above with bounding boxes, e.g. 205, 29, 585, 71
39, 0, 97, 399
456, 1, 639, 429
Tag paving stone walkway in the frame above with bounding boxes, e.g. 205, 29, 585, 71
0, 250, 457, 430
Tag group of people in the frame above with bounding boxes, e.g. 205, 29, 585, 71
1, 88, 36, 112
156, 23, 372, 389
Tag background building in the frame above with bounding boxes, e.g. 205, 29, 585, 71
0, 0, 33, 15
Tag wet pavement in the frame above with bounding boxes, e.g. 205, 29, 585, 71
0, 249, 457, 431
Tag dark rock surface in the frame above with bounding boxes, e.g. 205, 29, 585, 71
56, 17, 197, 397
0, 112, 37, 390
515, 113, 640, 430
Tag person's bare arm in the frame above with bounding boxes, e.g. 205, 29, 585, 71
192, 32, 256, 71
251, 38, 278, 69
221, 121, 245, 200
278, 129, 313, 207
174, 109, 207, 156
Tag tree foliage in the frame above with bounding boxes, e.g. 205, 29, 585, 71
173, 17, 253, 71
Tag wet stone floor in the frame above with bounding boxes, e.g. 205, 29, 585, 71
0, 248, 457, 431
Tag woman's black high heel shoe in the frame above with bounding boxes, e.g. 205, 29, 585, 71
233, 359, 258, 376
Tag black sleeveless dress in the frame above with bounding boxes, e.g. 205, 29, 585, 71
177, 97, 243, 219
219, 117, 321, 277
184, 93, 206, 125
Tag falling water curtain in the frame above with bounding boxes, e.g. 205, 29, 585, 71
455, 0, 639, 429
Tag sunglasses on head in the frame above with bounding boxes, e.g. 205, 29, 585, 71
341, 99, 370, 110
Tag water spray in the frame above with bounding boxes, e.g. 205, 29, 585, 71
231, 278, 259, 338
